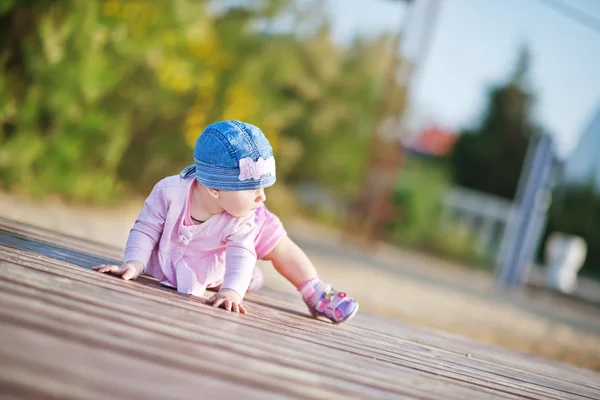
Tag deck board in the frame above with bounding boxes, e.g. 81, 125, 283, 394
0, 219, 599, 399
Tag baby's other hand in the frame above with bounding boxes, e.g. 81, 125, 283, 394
92, 261, 144, 281
206, 289, 247, 314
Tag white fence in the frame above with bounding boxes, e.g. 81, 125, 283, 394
441, 186, 513, 260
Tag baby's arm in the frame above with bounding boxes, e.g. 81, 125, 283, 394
93, 182, 167, 280
206, 216, 257, 313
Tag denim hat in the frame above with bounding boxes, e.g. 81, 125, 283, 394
180, 120, 276, 191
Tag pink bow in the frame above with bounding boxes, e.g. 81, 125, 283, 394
238, 156, 276, 181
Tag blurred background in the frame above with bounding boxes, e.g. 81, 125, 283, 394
1, 0, 600, 370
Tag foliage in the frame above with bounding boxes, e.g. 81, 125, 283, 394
545, 183, 600, 278
0, 0, 402, 204
429, 224, 482, 265
388, 157, 450, 245
384, 156, 480, 263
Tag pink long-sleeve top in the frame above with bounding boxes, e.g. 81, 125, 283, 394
123, 175, 257, 297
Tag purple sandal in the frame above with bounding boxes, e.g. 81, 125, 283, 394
303, 281, 359, 324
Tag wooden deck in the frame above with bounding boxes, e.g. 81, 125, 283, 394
0, 217, 599, 399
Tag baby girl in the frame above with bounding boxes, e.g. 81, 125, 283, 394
93, 120, 358, 323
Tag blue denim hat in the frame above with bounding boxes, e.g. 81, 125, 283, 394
180, 120, 276, 191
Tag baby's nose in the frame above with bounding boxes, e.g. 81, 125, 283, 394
257, 189, 266, 203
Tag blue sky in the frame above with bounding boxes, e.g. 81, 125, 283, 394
324, 0, 600, 158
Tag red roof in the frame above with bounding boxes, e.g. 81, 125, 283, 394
406, 127, 457, 157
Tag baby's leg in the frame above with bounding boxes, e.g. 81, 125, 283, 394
261, 236, 318, 288
262, 236, 358, 324
254, 205, 358, 323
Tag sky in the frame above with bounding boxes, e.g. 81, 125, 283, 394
323, 0, 600, 158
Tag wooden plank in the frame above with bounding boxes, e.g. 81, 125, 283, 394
358, 315, 600, 390
2, 245, 596, 398
3, 242, 600, 394
1, 248, 599, 399
1, 223, 599, 400
0, 260, 523, 400
0, 217, 123, 260
0, 321, 284, 400
0, 230, 117, 268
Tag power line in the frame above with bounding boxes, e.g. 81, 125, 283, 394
532, 0, 600, 35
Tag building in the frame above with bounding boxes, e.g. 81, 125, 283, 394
402, 126, 457, 158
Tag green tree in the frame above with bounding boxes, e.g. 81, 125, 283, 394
0, 0, 410, 209
267, 29, 403, 196
449, 46, 539, 200
545, 183, 600, 278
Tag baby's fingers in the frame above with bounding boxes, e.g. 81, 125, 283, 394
92, 265, 119, 274
231, 302, 246, 314
205, 294, 218, 305
211, 298, 226, 309
121, 266, 137, 281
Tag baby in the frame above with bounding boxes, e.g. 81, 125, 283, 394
94, 120, 358, 323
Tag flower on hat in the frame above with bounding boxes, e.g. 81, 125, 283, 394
238, 156, 276, 182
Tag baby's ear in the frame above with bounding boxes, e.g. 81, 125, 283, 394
206, 187, 220, 199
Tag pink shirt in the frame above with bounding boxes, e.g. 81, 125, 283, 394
124, 175, 258, 297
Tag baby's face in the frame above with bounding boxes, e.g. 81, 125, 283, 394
218, 188, 266, 217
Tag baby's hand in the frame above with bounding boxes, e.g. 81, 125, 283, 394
206, 289, 247, 314
92, 261, 144, 281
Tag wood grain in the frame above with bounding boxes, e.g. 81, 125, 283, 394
0, 220, 599, 399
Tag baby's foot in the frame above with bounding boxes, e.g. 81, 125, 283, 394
246, 267, 264, 293
299, 279, 358, 324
